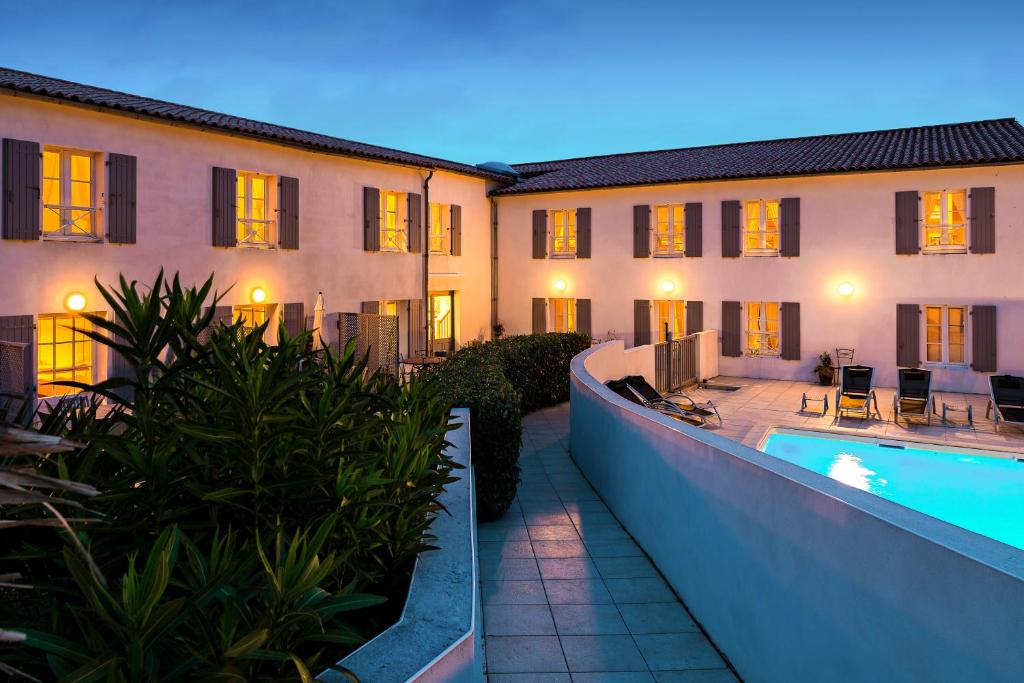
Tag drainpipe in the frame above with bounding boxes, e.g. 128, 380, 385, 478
490, 197, 499, 338
422, 170, 434, 355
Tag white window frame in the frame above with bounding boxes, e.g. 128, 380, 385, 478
236, 171, 276, 247
921, 189, 968, 253
380, 190, 408, 252
429, 202, 450, 255
550, 297, 576, 333
653, 204, 685, 256
924, 304, 968, 367
743, 199, 780, 256
37, 313, 94, 398
550, 209, 577, 258
744, 301, 780, 356
41, 147, 99, 241
654, 300, 686, 342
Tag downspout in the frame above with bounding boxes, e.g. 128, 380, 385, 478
422, 170, 434, 355
490, 197, 499, 338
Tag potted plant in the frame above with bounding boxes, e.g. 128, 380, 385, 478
813, 351, 835, 385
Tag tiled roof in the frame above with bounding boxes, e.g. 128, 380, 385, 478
0, 67, 511, 182
495, 118, 1024, 195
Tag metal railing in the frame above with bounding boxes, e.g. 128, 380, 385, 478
0, 340, 34, 416
338, 312, 400, 377
654, 333, 698, 394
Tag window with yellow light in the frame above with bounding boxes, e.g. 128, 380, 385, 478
550, 298, 576, 333
37, 313, 93, 397
550, 209, 577, 257
655, 300, 686, 342
236, 171, 275, 245
379, 190, 407, 252
653, 205, 685, 255
744, 199, 779, 253
922, 190, 967, 251
429, 203, 450, 254
42, 148, 96, 239
746, 302, 780, 355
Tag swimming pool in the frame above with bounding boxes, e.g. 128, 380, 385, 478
761, 430, 1024, 551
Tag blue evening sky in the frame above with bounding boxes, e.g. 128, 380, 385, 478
2, 0, 1022, 164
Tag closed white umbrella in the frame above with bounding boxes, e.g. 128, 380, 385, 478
311, 291, 325, 351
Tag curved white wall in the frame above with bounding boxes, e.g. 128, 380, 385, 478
571, 342, 1024, 683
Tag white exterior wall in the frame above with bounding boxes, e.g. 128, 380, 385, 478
0, 94, 494, 362
495, 166, 1024, 393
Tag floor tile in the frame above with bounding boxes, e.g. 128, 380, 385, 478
572, 674, 655, 683
560, 635, 648, 672
538, 557, 601, 580
544, 578, 613, 605
530, 525, 582, 541
593, 556, 659, 579
482, 580, 548, 605
479, 525, 531, 542
617, 603, 698, 634
551, 604, 628, 635
584, 539, 644, 557
605, 577, 677, 603
652, 671, 738, 682
533, 539, 589, 558
479, 540, 535, 559
486, 635, 568, 673
480, 557, 541, 581
490, 674, 572, 682
484, 604, 557, 636
633, 633, 725, 671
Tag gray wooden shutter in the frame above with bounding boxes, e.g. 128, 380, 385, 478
283, 302, 304, 337
971, 305, 997, 372
721, 301, 742, 357
896, 303, 921, 367
532, 298, 546, 333
895, 191, 920, 254
409, 299, 426, 354
363, 187, 380, 251
107, 153, 137, 244
780, 302, 800, 360
633, 300, 651, 346
212, 167, 236, 247
969, 187, 995, 254
685, 300, 703, 335
532, 209, 547, 258
2, 139, 40, 240
107, 315, 134, 401
684, 202, 702, 257
721, 201, 741, 257
576, 299, 592, 336
407, 192, 422, 253
633, 205, 650, 258
0, 314, 35, 398
213, 306, 234, 326
577, 207, 591, 258
278, 176, 299, 249
450, 204, 462, 255
780, 198, 800, 257
361, 301, 379, 314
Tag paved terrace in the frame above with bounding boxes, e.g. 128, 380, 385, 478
479, 404, 738, 682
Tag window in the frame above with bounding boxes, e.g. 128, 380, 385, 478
236, 172, 275, 245
37, 314, 93, 398
746, 302, 780, 355
42, 148, 97, 239
744, 200, 779, 253
380, 190, 407, 252
653, 205, 685, 255
923, 190, 967, 251
655, 300, 686, 342
550, 209, 577, 257
234, 304, 267, 334
925, 305, 966, 364
429, 202, 450, 254
550, 298, 576, 333
381, 300, 400, 317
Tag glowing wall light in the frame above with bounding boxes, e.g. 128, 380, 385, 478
64, 292, 87, 312
837, 282, 855, 297
553, 279, 567, 293
661, 280, 675, 294
250, 287, 267, 304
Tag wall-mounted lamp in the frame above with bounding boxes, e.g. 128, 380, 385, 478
250, 287, 267, 304
553, 279, 567, 293
661, 280, 675, 294
64, 292, 87, 312
837, 282, 855, 297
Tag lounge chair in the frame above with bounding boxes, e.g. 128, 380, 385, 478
834, 365, 880, 421
893, 368, 935, 425
621, 376, 722, 425
605, 377, 707, 428
985, 375, 1024, 432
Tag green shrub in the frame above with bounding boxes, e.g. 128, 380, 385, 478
428, 332, 590, 520
0, 271, 455, 682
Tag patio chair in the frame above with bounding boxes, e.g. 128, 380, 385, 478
893, 368, 935, 425
833, 348, 855, 386
605, 377, 707, 428
834, 365, 880, 421
985, 375, 1024, 432
622, 376, 722, 425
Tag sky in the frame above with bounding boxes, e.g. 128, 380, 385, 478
2, 0, 1022, 165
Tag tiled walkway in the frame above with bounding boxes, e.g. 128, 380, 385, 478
479, 404, 738, 682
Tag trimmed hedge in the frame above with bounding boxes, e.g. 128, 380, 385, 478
429, 333, 591, 519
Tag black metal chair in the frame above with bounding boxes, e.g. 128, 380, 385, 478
986, 375, 1024, 432
834, 365, 880, 421
893, 368, 935, 425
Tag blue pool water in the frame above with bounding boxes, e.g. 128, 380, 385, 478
761, 431, 1024, 550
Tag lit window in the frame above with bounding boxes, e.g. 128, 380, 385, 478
922, 190, 967, 251
234, 304, 267, 334
744, 200, 779, 254
236, 172, 275, 245
550, 210, 577, 257
550, 298, 576, 333
381, 300, 399, 317
380, 190, 407, 252
655, 300, 686, 342
746, 302, 780, 355
42, 148, 97, 239
653, 205, 685, 255
429, 203, 450, 254
430, 293, 453, 342
925, 305, 966, 364
37, 314, 93, 398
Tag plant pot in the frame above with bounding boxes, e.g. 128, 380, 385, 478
816, 369, 834, 386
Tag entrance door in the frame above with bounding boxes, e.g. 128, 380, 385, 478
429, 291, 455, 356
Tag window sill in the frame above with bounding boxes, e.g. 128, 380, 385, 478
42, 235, 102, 243
742, 251, 780, 258
922, 247, 968, 255
744, 352, 781, 359
653, 252, 685, 258
551, 253, 577, 259
924, 362, 970, 371
237, 242, 276, 250
380, 248, 409, 254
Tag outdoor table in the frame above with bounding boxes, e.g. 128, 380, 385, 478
401, 356, 445, 371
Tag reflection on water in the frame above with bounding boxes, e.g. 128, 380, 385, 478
827, 453, 878, 492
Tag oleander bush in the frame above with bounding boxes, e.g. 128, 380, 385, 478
428, 332, 590, 520
0, 271, 456, 682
